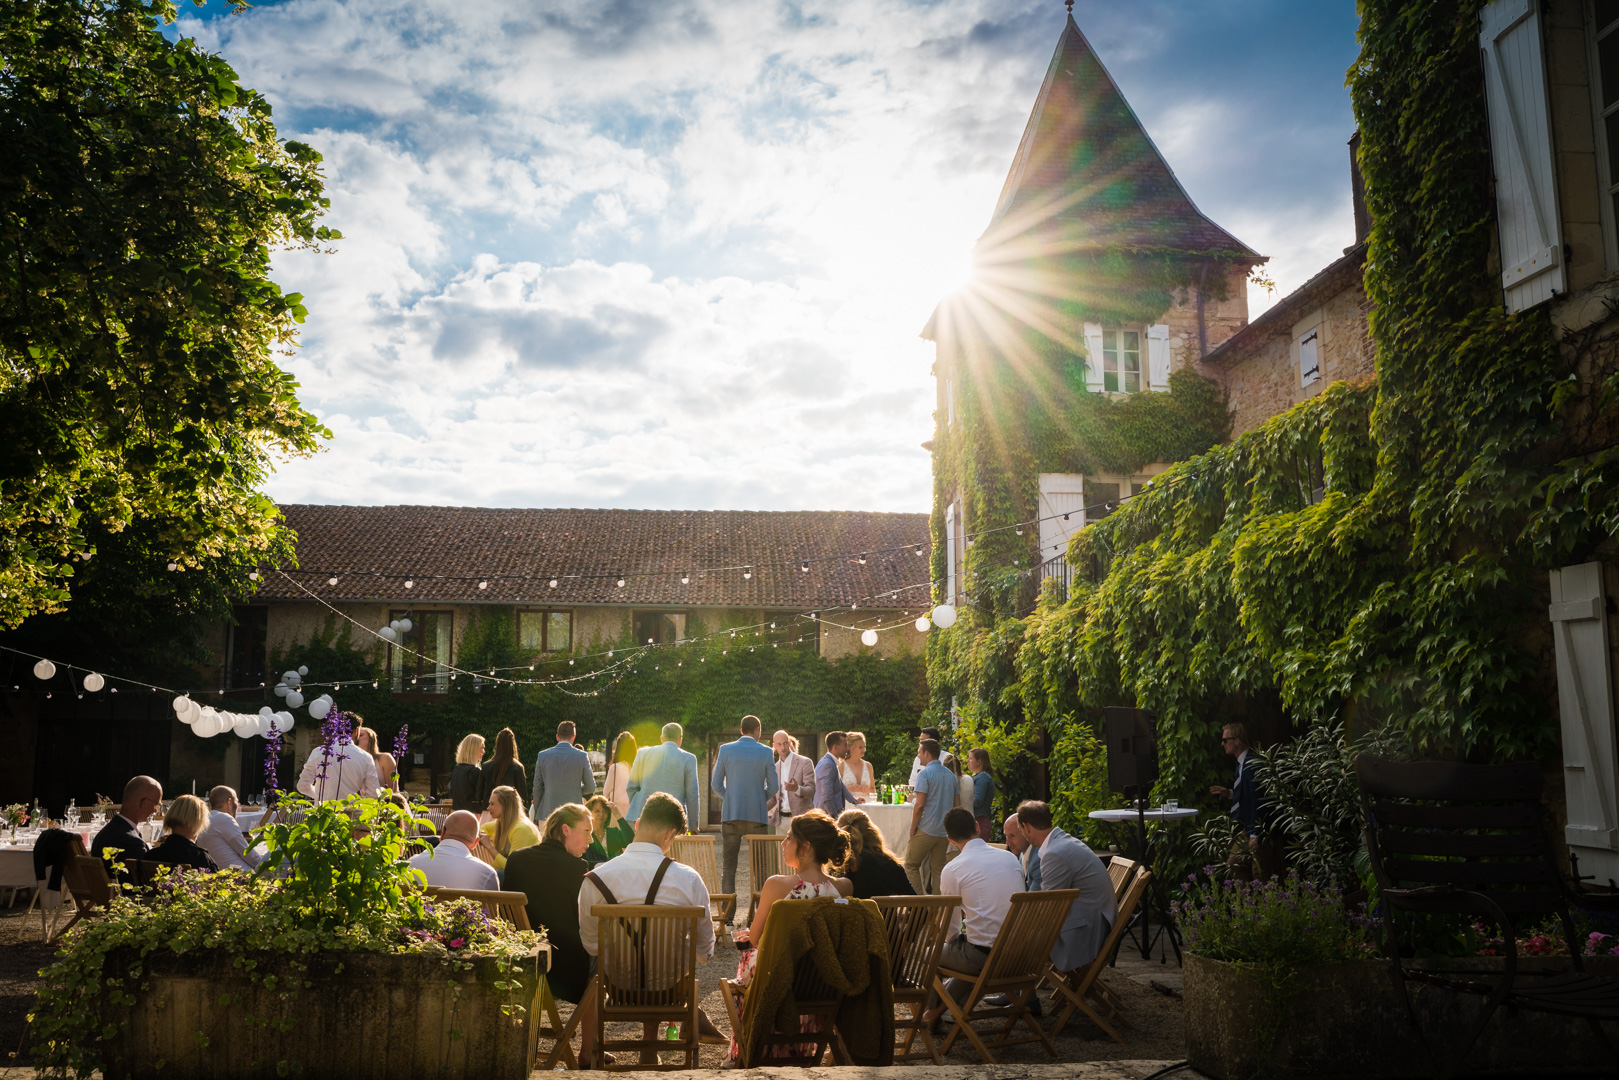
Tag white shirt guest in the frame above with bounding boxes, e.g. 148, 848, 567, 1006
922, 808, 1023, 1024
296, 739, 379, 802
198, 785, 265, 871
409, 810, 498, 890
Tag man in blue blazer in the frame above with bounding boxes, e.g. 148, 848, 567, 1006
1210, 721, 1278, 877
532, 720, 595, 822
813, 730, 859, 818
625, 722, 700, 826
709, 714, 779, 896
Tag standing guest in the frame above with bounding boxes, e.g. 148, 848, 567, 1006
409, 810, 498, 890
904, 740, 954, 895
198, 786, 264, 871
532, 721, 595, 821
576, 793, 723, 1067
768, 730, 814, 834
814, 731, 859, 818
968, 748, 997, 842
354, 725, 379, 755
625, 723, 700, 826
145, 795, 219, 872
1209, 722, 1279, 878
908, 727, 942, 786
357, 725, 399, 793
942, 752, 975, 814
479, 785, 540, 871
449, 734, 486, 812
602, 731, 638, 817
377, 749, 399, 793
710, 714, 780, 900
839, 731, 876, 801
92, 775, 162, 867
505, 803, 594, 1007
920, 808, 1022, 1026
1003, 812, 1041, 890
295, 730, 379, 802
836, 808, 915, 899
1017, 800, 1115, 973
480, 727, 527, 805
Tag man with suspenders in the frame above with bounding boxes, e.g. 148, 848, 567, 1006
576, 792, 721, 1066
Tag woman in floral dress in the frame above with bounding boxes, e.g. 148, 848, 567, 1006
726, 809, 853, 1063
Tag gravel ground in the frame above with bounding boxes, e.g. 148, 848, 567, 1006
0, 903, 57, 1066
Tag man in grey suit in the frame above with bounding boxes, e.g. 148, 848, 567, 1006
532, 720, 595, 822
625, 722, 700, 826
1017, 800, 1115, 973
710, 714, 779, 896
768, 730, 815, 834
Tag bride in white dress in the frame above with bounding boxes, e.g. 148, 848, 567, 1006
838, 731, 876, 801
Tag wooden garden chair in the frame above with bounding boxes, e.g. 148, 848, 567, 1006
875, 894, 955, 1064
1355, 755, 1619, 1078
586, 903, 706, 1071
49, 854, 113, 944
720, 899, 858, 1067
671, 833, 735, 942
1106, 855, 1138, 901
934, 889, 1079, 1063
24, 834, 88, 941
745, 833, 784, 924
423, 886, 533, 930
1041, 870, 1152, 1043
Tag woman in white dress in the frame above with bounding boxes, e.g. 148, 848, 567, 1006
602, 731, 636, 817
943, 751, 975, 813
838, 731, 876, 801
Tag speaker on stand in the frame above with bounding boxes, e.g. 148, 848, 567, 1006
1102, 707, 1181, 963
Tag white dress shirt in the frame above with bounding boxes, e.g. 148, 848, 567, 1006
197, 812, 264, 871
577, 842, 715, 960
409, 839, 499, 890
908, 755, 923, 785
296, 742, 380, 802
939, 837, 1023, 948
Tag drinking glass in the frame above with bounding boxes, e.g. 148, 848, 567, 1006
1164, 799, 1179, 813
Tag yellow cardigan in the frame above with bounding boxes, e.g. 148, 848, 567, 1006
480, 818, 540, 870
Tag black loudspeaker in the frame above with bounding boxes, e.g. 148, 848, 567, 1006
1104, 707, 1158, 798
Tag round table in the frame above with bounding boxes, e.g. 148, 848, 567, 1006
1087, 807, 1199, 824
849, 802, 913, 859
1088, 806, 1198, 962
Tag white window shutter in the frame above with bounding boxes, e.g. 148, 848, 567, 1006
1480, 0, 1564, 312
1146, 324, 1170, 390
1299, 327, 1321, 387
1550, 562, 1619, 885
944, 503, 957, 604
1082, 322, 1105, 393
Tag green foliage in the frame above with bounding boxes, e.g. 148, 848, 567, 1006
1175, 871, 1378, 967
0, 0, 335, 629
256, 794, 426, 932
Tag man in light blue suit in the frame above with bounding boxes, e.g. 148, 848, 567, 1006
1017, 800, 1115, 974
709, 714, 779, 897
532, 720, 595, 822
625, 722, 700, 826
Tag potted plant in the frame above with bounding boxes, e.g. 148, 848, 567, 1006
30, 795, 545, 1080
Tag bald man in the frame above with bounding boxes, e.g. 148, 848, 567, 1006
408, 810, 497, 889
92, 775, 163, 869
1003, 812, 1040, 890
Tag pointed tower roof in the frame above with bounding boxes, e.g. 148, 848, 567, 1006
984, 13, 1258, 257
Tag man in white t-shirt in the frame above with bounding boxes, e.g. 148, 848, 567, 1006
408, 811, 498, 890
296, 734, 379, 802
198, 785, 265, 871
922, 807, 1023, 1025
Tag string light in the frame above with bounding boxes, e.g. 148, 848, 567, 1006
549, 577, 559, 588
478, 580, 488, 590
405, 579, 414, 588
801, 560, 810, 572
328, 576, 339, 586
616, 576, 626, 588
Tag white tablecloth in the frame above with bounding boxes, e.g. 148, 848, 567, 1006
0, 848, 37, 889
850, 802, 913, 859
1087, 808, 1200, 823
238, 809, 447, 832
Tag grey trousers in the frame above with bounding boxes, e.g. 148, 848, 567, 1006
931, 933, 991, 1009
720, 818, 766, 897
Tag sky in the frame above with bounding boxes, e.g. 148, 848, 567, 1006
176, 0, 1362, 514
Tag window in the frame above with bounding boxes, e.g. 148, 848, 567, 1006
518, 609, 572, 654
945, 497, 964, 603
389, 610, 452, 692
1083, 477, 1122, 522
1102, 328, 1142, 393
227, 605, 267, 697
633, 611, 686, 645
1594, 1, 1619, 267
1298, 326, 1321, 387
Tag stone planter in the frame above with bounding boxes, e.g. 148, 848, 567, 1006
1184, 952, 1617, 1079
100, 947, 544, 1080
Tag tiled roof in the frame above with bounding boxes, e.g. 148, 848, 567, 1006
255, 505, 933, 610
982, 14, 1259, 257
1201, 245, 1367, 366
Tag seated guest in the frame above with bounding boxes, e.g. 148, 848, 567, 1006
504, 803, 593, 1006
1017, 800, 1115, 973
1004, 812, 1040, 890
921, 808, 1022, 1026
576, 793, 722, 1067
91, 775, 162, 869
408, 810, 498, 890
146, 795, 219, 872
479, 785, 540, 871
198, 785, 264, 871
836, 808, 914, 899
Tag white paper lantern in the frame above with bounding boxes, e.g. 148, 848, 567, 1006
273, 683, 289, 697
83, 672, 105, 692
259, 706, 273, 717
397, 618, 412, 633
273, 711, 295, 733
379, 626, 397, 642
193, 709, 221, 738
285, 672, 302, 688
308, 697, 331, 720
173, 694, 192, 714
931, 603, 958, 629
298, 666, 308, 677
914, 616, 931, 633
33, 659, 56, 680
860, 629, 879, 647
234, 713, 258, 737
285, 691, 304, 709
389, 620, 401, 632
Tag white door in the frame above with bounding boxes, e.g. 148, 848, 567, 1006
1038, 474, 1087, 568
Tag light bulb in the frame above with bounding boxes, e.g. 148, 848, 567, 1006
327, 576, 338, 586
801, 560, 810, 572
743, 568, 752, 579
248, 571, 259, 581
681, 574, 690, 584
478, 580, 487, 590
549, 578, 559, 588
915, 546, 924, 556
405, 579, 414, 588
167, 562, 178, 571
858, 553, 867, 565
617, 577, 626, 588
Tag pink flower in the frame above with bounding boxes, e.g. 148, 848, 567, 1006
447, 936, 468, 950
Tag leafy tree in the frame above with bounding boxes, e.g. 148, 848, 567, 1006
0, 0, 335, 629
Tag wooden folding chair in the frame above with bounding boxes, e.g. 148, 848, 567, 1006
671, 833, 735, 942
720, 899, 857, 1066
934, 889, 1079, 1063
745, 834, 784, 924
875, 894, 955, 1065
1106, 855, 1138, 901
48, 855, 113, 943
588, 903, 705, 1071
423, 886, 533, 930
1042, 870, 1152, 1043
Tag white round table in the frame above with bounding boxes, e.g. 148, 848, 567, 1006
849, 802, 913, 859
1088, 807, 1199, 824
